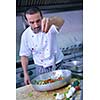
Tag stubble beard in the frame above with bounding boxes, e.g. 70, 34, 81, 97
32, 26, 41, 34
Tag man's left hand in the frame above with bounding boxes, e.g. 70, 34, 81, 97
41, 17, 51, 33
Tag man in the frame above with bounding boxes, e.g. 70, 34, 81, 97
19, 7, 64, 85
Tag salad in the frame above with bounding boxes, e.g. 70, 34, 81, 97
32, 76, 64, 85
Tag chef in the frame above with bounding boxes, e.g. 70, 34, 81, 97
19, 6, 64, 85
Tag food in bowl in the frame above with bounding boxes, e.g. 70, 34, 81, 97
32, 76, 64, 85
31, 70, 72, 91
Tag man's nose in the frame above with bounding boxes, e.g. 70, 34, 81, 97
34, 22, 38, 28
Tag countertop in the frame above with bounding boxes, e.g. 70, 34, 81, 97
16, 78, 82, 100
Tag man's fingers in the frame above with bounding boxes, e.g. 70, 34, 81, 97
25, 80, 31, 85
28, 80, 31, 84
24, 75, 31, 85
44, 18, 49, 33
41, 17, 50, 33
41, 17, 46, 32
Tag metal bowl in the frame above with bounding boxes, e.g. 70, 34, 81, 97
31, 69, 71, 91
63, 60, 83, 73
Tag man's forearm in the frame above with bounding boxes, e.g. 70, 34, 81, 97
21, 56, 29, 75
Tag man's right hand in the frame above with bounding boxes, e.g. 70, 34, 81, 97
20, 56, 31, 85
24, 73, 31, 85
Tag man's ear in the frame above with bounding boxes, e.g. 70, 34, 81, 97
22, 14, 29, 26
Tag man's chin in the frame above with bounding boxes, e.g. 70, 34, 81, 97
33, 28, 41, 34
34, 30, 41, 34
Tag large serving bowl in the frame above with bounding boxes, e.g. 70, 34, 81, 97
31, 69, 72, 91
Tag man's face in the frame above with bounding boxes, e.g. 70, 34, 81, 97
26, 12, 42, 33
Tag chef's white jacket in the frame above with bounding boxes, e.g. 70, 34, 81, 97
19, 25, 64, 68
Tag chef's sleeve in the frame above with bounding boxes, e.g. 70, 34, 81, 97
19, 34, 31, 57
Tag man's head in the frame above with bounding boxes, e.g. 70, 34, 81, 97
25, 7, 43, 33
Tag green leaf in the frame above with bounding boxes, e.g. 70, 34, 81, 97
28, 92, 33, 97
53, 93, 57, 96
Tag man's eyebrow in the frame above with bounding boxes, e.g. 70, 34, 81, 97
36, 19, 41, 22
29, 21, 34, 24
29, 19, 41, 24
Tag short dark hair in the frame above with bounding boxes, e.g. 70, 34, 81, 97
24, 7, 43, 20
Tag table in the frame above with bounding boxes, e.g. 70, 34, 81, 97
16, 78, 82, 100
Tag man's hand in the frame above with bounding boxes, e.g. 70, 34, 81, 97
41, 17, 64, 33
20, 56, 31, 85
24, 73, 31, 85
41, 17, 51, 33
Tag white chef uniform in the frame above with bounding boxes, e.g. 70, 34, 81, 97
19, 25, 64, 68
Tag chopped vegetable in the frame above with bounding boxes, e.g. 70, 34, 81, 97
28, 92, 33, 97
72, 80, 80, 87
55, 93, 64, 100
66, 98, 69, 100
75, 86, 80, 91
33, 76, 64, 85
64, 92, 68, 97
53, 93, 57, 96
66, 87, 76, 98
65, 85, 71, 91
53, 80, 81, 100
